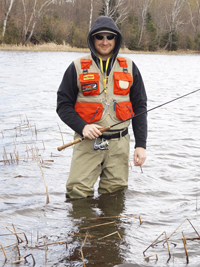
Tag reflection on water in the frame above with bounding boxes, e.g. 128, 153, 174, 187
0, 51, 200, 266
63, 191, 126, 266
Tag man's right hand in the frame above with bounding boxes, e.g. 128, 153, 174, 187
82, 124, 103, 139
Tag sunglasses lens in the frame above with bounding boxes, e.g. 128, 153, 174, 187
95, 34, 115, 41
95, 34, 104, 40
107, 35, 115, 40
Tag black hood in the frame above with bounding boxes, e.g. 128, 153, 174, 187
87, 16, 122, 60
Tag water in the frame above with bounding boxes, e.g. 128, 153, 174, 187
0, 51, 200, 267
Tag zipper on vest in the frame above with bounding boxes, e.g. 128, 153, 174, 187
113, 99, 120, 111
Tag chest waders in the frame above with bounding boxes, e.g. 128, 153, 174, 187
66, 55, 134, 199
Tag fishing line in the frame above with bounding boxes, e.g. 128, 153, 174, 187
112, 88, 200, 128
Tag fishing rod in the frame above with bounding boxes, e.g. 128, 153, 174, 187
57, 88, 200, 151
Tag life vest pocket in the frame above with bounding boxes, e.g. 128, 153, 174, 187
79, 73, 100, 96
75, 102, 103, 123
113, 72, 133, 95
115, 101, 135, 121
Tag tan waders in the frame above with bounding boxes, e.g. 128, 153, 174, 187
66, 133, 130, 199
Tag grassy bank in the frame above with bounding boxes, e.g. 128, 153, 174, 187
0, 42, 199, 54
0, 43, 90, 52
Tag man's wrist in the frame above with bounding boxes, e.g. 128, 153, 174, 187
135, 141, 146, 149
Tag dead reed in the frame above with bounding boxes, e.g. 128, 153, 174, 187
6, 227, 25, 243
80, 231, 89, 267
87, 214, 143, 225
143, 218, 200, 264
1, 217, 199, 265
98, 231, 122, 240
1, 115, 41, 165
11, 253, 36, 266
0, 243, 7, 260
144, 253, 158, 261
1, 114, 52, 204
79, 221, 116, 230
35, 149, 50, 204
57, 123, 65, 145
182, 232, 189, 264
0, 224, 68, 265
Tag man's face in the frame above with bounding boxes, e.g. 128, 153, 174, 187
93, 32, 116, 60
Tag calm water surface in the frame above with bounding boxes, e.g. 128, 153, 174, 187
0, 51, 200, 267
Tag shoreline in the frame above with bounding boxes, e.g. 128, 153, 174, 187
0, 42, 199, 54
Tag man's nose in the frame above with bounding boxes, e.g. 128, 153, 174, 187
102, 38, 108, 44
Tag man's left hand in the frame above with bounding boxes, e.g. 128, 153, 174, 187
134, 147, 146, 166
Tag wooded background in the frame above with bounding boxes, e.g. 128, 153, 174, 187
1, 0, 200, 51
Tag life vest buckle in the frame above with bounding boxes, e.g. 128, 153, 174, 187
83, 69, 88, 74
123, 67, 128, 73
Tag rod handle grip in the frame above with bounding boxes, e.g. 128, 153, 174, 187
57, 137, 84, 151
57, 126, 111, 151
99, 125, 111, 133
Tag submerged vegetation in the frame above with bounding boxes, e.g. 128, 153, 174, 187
1, 213, 199, 265
0, 0, 200, 52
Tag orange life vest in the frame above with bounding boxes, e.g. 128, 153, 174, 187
73, 55, 134, 129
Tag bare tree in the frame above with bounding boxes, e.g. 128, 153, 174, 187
194, 0, 200, 35
89, 0, 93, 31
193, 0, 200, 36
98, 0, 130, 24
150, 0, 167, 48
2, 0, 15, 37
137, 0, 153, 46
164, 0, 188, 50
188, 0, 196, 31
1, 0, 200, 49
21, 0, 54, 45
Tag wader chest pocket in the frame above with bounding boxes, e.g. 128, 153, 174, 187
113, 72, 133, 95
115, 101, 135, 121
75, 102, 103, 123
79, 73, 100, 96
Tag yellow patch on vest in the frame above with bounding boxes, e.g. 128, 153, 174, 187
83, 74, 95, 81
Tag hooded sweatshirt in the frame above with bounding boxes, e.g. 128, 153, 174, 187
57, 16, 147, 148
87, 16, 122, 70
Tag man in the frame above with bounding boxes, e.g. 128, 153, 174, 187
57, 16, 147, 199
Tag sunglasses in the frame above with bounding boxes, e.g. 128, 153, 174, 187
94, 34, 115, 41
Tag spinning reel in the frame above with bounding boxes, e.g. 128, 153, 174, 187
94, 138, 109, 150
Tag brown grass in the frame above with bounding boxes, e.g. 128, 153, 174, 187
0, 42, 199, 54
0, 42, 89, 52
